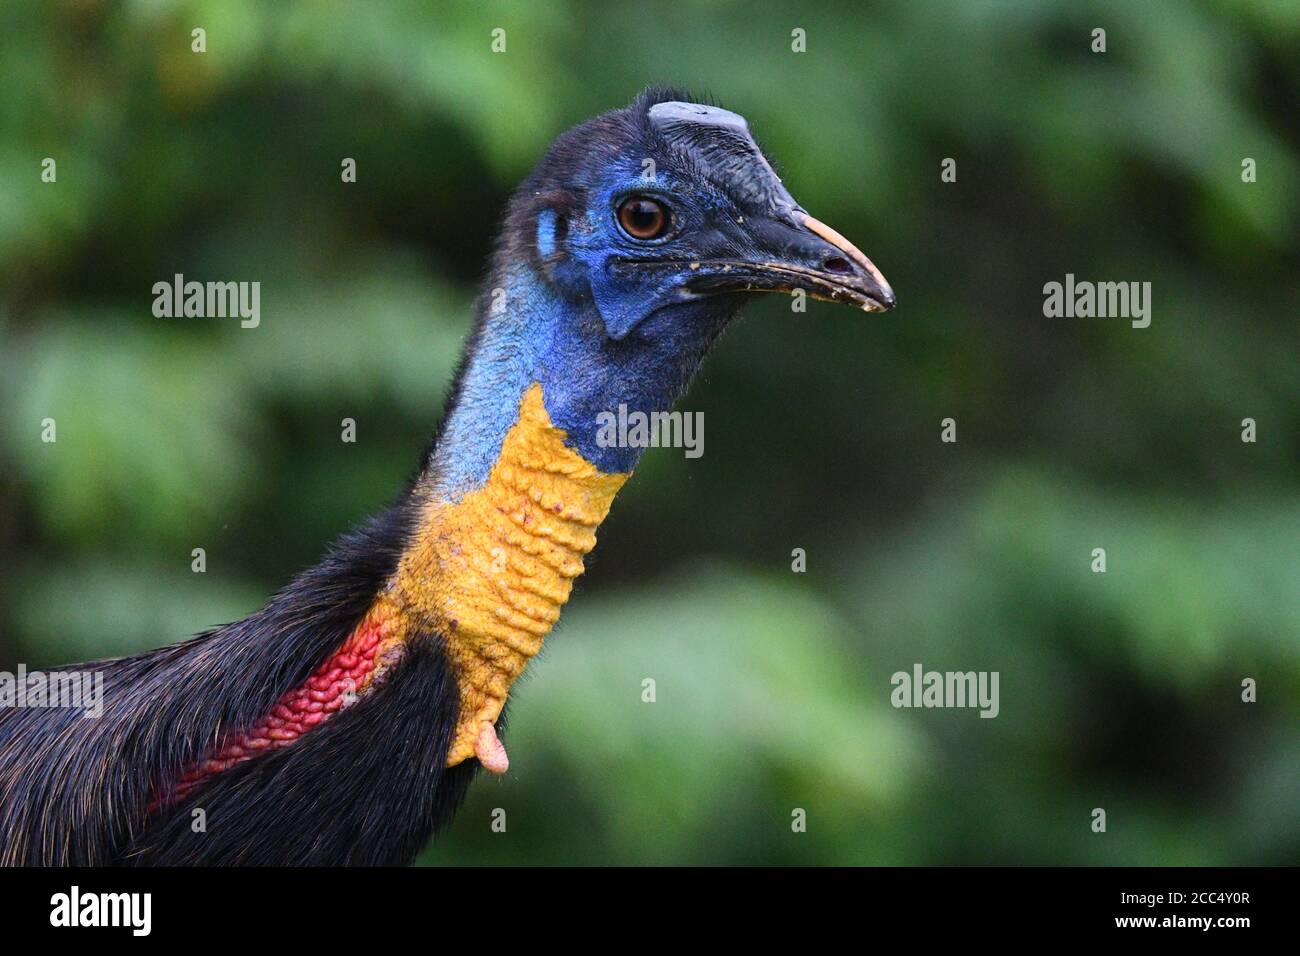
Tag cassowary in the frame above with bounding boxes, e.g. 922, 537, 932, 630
0, 88, 893, 865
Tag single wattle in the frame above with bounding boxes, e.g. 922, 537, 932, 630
152, 609, 400, 809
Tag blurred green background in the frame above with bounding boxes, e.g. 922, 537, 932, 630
1, 0, 1296, 865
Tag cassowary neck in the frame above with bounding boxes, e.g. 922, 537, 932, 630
429, 262, 733, 499
397, 383, 627, 765
392, 259, 730, 768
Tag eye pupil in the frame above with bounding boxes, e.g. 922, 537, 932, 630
618, 197, 668, 239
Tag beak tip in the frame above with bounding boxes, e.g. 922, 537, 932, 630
860, 279, 895, 312
801, 213, 894, 313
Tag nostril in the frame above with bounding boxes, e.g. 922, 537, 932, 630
822, 255, 852, 274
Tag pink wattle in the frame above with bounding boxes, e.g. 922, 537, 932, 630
151, 613, 393, 810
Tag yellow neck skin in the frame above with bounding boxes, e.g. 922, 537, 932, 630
390, 383, 629, 769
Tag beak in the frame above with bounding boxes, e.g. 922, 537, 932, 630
798, 214, 895, 311
681, 210, 896, 313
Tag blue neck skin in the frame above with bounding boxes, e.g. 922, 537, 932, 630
429, 263, 737, 500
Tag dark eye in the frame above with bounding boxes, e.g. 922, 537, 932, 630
617, 196, 669, 240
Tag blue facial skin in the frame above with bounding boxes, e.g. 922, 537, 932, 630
431, 164, 751, 498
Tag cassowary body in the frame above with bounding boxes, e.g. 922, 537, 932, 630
0, 89, 893, 865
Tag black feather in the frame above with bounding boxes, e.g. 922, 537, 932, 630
120, 636, 478, 866
0, 488, 484, 865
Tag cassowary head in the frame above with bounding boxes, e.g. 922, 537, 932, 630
439, 88, 895, 485
519, 90, 894, 332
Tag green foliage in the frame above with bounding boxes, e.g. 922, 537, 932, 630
1, 0, 1296, 864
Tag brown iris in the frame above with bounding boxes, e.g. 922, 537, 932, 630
617, 196, 669, 240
